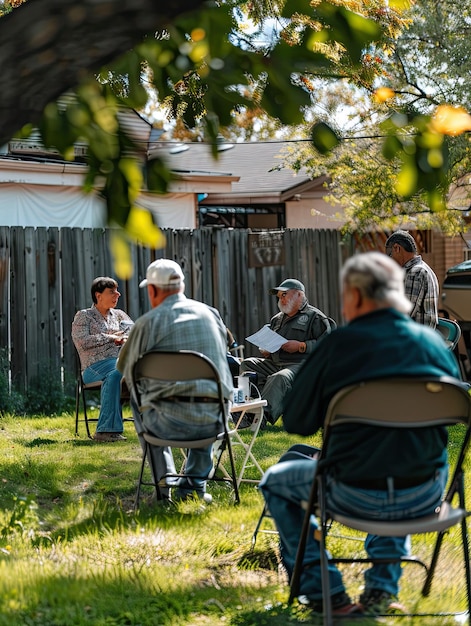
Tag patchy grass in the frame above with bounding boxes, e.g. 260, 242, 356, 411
0, 412, 467, 625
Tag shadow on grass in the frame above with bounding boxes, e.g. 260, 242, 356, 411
35, 497, 204, 545
25, 438, 59, 447
238, 546, 278, 571
0, 561, 382, 626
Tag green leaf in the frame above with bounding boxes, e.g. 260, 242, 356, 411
102, 164, 132, 227
382, 135, 403, 160
281, 0, 317, 17
204, 113, 220, 158
146, 157, 172, 194
310, 122, 340, 154
312, 2, 382, 63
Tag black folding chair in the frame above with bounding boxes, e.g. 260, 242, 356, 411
131, 349, 240, 507
251, 443, 320, 549
74, 345, 131, 438
289, 377, 471, 625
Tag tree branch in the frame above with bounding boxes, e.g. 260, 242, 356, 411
0, 0, 206, 145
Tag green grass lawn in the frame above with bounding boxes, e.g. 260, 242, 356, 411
0, 410, 467, 625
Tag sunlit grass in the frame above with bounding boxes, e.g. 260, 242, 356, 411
0, 411, 467, 625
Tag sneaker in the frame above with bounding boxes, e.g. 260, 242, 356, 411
302, 591, 363, 616
93, 432, 127, 442
173, 490, 212, 504
359, 589, 406, 615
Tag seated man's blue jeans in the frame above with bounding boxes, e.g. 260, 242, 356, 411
83, 357, 124, 433
259, 457, 447, 600
131, 394, 221, 499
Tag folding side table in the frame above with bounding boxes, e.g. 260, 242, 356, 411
227, 398, 267, 487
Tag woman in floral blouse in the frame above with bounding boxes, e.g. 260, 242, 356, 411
72, 276, 133, 442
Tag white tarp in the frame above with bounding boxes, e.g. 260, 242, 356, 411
137, 192, 196, 229
0, 184, 196, 229
0, 183, 106, 227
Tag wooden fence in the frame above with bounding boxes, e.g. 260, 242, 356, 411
0, 226, 345, 397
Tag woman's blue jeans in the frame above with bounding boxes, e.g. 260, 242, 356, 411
259, 457, 447, 600
82, 357, 124, 433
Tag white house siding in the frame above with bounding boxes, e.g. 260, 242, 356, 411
285, 194, 346, 229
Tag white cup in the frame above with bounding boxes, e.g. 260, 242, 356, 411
236, 375, 250, 402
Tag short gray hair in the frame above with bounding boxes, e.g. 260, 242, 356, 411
385, 230, 417, 253
341, 252, 412, 314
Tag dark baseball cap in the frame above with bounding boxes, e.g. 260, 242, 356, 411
269, 279, 305, 295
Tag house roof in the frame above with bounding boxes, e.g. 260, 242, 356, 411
149, 141, 325, 204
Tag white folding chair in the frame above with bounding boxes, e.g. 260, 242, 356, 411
227, 397, 267, 486
131, 350, 240, 507
289, 377, 471, 625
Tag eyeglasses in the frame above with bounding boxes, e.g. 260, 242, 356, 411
386, 247, 393, 257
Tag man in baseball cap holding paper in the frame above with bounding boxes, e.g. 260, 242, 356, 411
240, 277, 333, 426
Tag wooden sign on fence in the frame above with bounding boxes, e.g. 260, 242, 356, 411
248, 231, 285, 268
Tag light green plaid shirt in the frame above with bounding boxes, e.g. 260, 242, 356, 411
118, 293, 233, 424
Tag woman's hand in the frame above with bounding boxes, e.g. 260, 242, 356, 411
113, 330, 127, 345
103, 330, 127, 345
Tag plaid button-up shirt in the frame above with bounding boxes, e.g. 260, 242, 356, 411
403, 255, 439, 328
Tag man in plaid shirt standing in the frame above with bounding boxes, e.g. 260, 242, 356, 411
385, 230, 439, 328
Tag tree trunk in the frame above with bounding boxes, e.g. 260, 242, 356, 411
0, 0, 205, 145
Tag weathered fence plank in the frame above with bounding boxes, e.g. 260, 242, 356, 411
10, 227, 27, 391
0, 227, 10, 354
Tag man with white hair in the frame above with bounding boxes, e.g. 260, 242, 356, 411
118, 259, 233, 503
259, 252, 461, 616
240, 278, 332, 425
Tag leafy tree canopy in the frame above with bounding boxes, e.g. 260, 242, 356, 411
0, 0, 470, 268
284, 0, 471, 234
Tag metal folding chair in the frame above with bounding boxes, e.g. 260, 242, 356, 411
251, 443, 320, 549
437, 317, 461, 350
74, 345, 131, 438
289, 377, 471, 625
131, 350, 240, 507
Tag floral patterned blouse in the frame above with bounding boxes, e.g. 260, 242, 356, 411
72, 305, 133, 371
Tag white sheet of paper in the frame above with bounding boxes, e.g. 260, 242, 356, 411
245, 325, 287, 353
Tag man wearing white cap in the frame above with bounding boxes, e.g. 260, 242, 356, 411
240, 278, 333, 425
118, 259, 233, 502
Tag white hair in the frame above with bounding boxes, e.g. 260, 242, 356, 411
341, 252, 412, 315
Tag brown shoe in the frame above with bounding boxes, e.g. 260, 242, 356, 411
302, 592, 364, 616
93, 432, 127, 442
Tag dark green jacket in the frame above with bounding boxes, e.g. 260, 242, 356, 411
269, 300, 331, 365
282, 308, 462, 483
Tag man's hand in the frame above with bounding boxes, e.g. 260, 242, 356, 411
282, 340, 305, 353
259, 349, 270, 358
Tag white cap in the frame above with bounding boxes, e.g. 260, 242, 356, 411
139, 259, 184, 288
